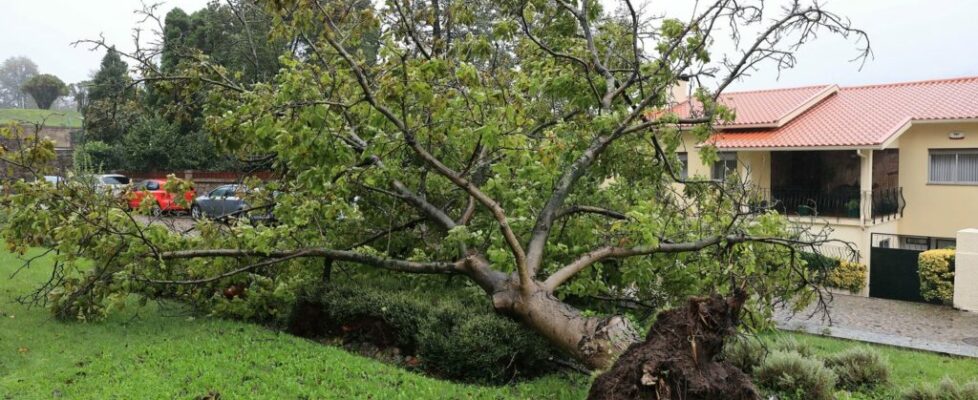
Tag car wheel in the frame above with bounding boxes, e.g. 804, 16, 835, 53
150, 203, 163, 217
191, 204, 203, 219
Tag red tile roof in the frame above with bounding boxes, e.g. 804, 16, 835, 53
674, 84, 836, 128
700, 76, 978, 149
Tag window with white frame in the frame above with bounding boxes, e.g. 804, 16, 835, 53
929, 149, 978, 184
677, 153, 688, 179
712, 152, 737, 180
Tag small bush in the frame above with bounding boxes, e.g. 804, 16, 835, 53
903, 377, 978, 400
418, 312, 555, 382
827, 261, 867, 293
824, 347, 890, 390
802, 253, 866, 293
286, 283, 559, 383
770, 336, 814, 358
919, 249, 956, 305
723, 336, 766, 373
755, 351, 836, 400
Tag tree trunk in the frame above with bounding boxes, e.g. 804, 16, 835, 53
496, 282, 641, 370
463, 257, 639, 370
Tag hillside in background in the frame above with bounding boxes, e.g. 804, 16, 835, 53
0, 108, 82, 128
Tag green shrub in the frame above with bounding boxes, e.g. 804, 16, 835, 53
770, 336, 814, 358
723, 336, 766, 373
826, 260, 867, 293
755, 350, 836, 400
287, 282, 559, 383
823, 347, 890, 390
903, 377, 978, 400
802, 252, 866, 293
418, 312, 555, 382
919, 249, 956, 305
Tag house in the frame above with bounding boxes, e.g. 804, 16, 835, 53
673, 76, 978, 300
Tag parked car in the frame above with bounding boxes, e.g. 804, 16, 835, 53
42, 175, 64, 186
191, 184, 275, 224
77, 174, 131, 197
95, 174, 131, 196
127, 179, 196, 215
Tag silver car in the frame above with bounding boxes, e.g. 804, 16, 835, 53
94, 174, 130, 196
191, 184, 248, 219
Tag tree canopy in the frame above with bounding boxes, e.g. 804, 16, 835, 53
0, 56, 39, 108
21, 74, 67, 110
2, 0, 867, 370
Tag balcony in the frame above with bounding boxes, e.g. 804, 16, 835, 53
754, 187, 905, 223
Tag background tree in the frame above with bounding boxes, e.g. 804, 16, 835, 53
4, 0, 868, 372
80, 49, 137, 150
0, 56, 39, 108
21, 74, 67, 110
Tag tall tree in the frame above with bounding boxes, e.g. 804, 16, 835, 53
4, 0, 869, 372
161, 8, 193, 74
82, 48, 135, 144
21, 74, 67, 110
0, 56, 39, 108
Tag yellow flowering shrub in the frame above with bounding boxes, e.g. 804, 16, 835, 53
826, 260, 867, 293
919, 249, 955, 304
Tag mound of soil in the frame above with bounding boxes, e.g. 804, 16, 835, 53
588, 290, 758, 400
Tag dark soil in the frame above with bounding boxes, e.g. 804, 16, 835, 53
588, 290, 758, 400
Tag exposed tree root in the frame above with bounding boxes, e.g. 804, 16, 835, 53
587, 290, 758, 400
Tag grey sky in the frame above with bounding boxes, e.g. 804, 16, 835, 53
1, 0, 976, 91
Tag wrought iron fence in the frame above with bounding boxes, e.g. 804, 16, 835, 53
752, 186, 905, 223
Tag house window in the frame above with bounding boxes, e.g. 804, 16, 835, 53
929, 149, 978, 184
712, 152, 737, 180
677, 153, 688, 179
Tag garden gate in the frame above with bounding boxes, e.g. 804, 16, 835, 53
869, 233, 955, 302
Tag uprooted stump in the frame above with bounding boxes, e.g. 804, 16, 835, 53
588, 290, 758, 400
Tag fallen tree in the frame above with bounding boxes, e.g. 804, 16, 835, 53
1, 0, 866, 371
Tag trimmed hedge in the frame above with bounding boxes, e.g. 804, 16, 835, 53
286, 283, 558, 383
826, 261, 867, 293
919, 249, 955, 305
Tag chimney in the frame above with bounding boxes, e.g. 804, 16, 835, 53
669, 77, 690, 103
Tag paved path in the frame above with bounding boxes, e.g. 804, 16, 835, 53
775, 294, 978, 357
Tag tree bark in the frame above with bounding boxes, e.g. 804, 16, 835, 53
483, 280, 639, 369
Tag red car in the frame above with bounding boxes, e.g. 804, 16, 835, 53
128, 179, 196, 215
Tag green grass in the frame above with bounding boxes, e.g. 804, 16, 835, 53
3, 248, 976, 399
764, 331, 978, 399
0, 249, 588, 399
0, 108, 82, 128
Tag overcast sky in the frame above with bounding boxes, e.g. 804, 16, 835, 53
2, 0, 977, 91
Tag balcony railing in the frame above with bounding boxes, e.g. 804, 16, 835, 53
868, 187, 905, 223
752, 187, 904, 223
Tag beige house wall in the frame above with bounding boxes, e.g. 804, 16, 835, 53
677, 133, 771, 187
895, 121, 978, 238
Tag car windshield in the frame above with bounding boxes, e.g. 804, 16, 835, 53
101, 176, 130, 185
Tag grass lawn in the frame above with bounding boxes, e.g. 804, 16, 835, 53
0, 249, 588, 399
0, 108, 83, 128
2, 248, 976, 399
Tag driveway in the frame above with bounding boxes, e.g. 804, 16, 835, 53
776, 294, 978, 357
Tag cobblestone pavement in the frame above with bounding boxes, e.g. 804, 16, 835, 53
775, 294, 978, 357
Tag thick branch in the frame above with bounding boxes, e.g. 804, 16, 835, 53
155, 248, 462, 275
555, 205, 627, 221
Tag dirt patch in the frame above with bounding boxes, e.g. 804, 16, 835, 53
588, 290, 758, 400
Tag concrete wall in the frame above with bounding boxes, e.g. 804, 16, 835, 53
896, 122, 978, 238
954, 228, 978, 312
